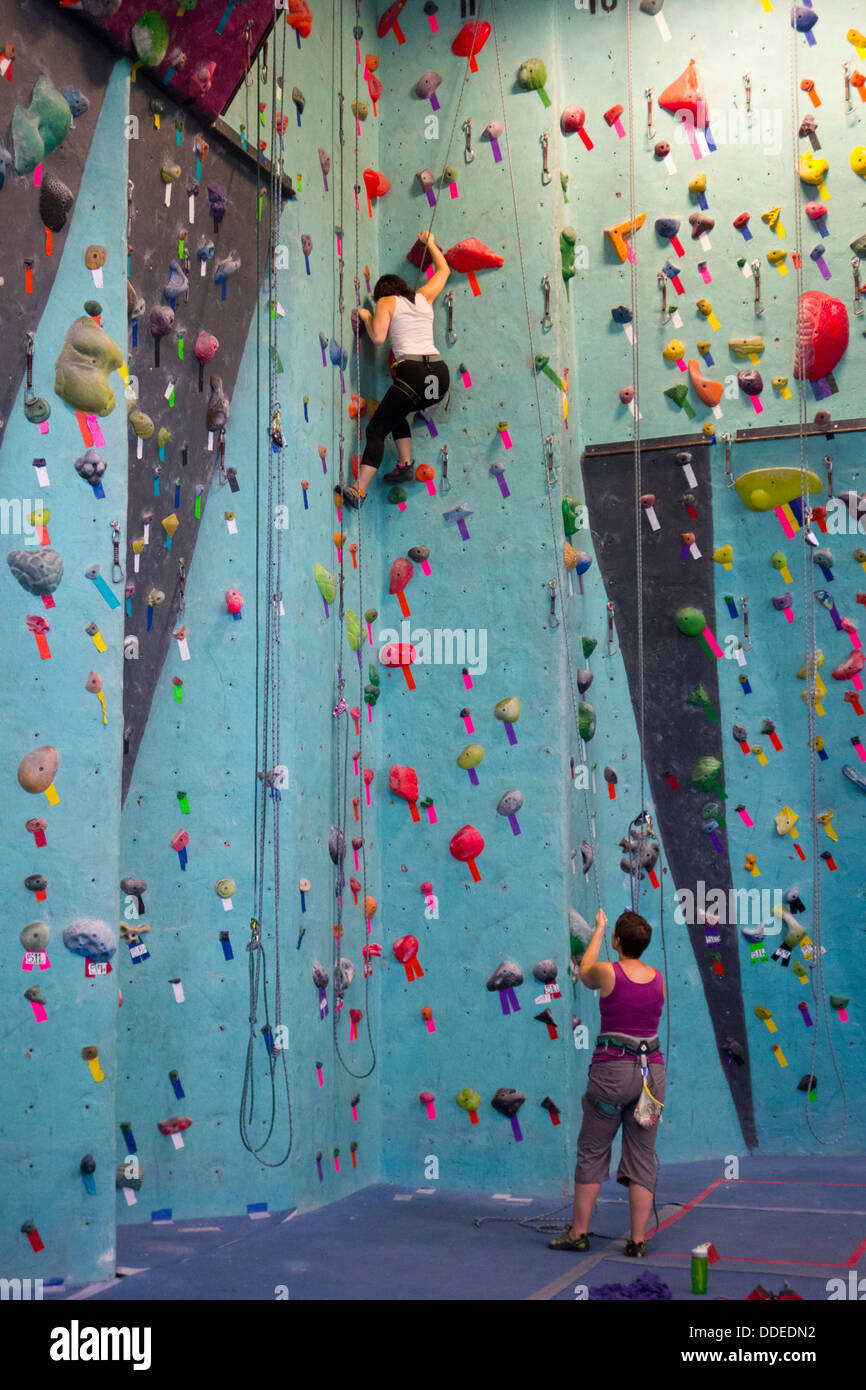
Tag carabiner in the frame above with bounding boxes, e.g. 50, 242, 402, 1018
541, 274, 552, 330
540, 131, 551, 185
110, 519, 124, 584
463, 117, 474, 164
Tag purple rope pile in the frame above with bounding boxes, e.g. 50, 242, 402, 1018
589, 1270, 672, 1300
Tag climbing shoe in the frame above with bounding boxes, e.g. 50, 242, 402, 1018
382, 462, 414, 485
624, 1239, 647, 1258
548, 1229, 590, 1252
335, 484, 365, 510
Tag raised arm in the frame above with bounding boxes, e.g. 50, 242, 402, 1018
578, 909, 613, 990
416, 231, 450, 303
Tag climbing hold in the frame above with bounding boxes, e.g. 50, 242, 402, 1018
314, 563, 337, 606
851, 147, 866, 178
793, 291, 849, 381
444, 238, 503, 295
451, 20, 491, 74
604, 213, 646, 263
691, 756, 726, 797
8, 549, 63, 600
658, 59, 709, 129
734, 467, 822, 511
63, 917, 116, 963
560, 226, 577, 287
496, 790, 523, 835
791, 6, 818, 34
449, 824, 485, 881
517, 58, 550, 106
578, 702, 596, 742
415, 71, 442, 106
487, 961, 523, 991
39, 172, 74, 233
54, 317, 124, 416
688, 359, 722, 406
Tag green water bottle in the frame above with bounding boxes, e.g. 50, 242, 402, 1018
691, 1243, 709, 1295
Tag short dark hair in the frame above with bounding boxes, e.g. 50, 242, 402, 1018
373, 274, 415, 303
613, 911, 652, 959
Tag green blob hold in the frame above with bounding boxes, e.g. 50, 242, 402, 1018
456, 1088, 481, 1113
314, 563, 337, 604
11, 103, 43, 175
129, 410, 154, 439
686, 683, 711, 709
569, 931, 584, 959
157, 427, 172, 448
368, 666, 380, 686
771, 550, 788, 571
131, 10, 170, 66
560, 226, 577, 285
691, 756, 725, 797
363, 685, 379, 706
387, 486, 407, 504
346, 608, 363, 651
578, 701, 596, 741
84, 300, 103, 318
560, 171, 568, 199
54, 317, 124, 416
457, 743, 484, 770
494, 696, 520, 723
364, 608, 378, 625
665, 383, 689, 409
24, 395, 51, 424
783, 924, 806, 949
562, 496, 580, 538
581, 635, 597, 659
829, 995, 849, 1011
675, 605, 706, 637
442, 164, 458, 185
518, 57, 547, 92
30, 76, 72, 158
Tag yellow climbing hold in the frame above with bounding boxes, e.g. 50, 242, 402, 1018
733, 467, 822, 512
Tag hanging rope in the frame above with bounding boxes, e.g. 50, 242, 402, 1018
489, 1, 606, 936
239, 13, 294, 1165
787, 19, 848, 1145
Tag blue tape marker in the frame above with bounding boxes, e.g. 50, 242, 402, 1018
171, 1075, 185, 1099
175, 124, 182, 146
725, 597, 738, 619
165, 66, 176, 85
91, 574, 121, 609
122, 1128, 137, 1154
174, 483, 181, 507
817, 746, 828, 760
740, 676, 752, 694
788, 497, 805, 525
154, 475, 160, 497
216, 2, 235, 36
247, 1202, 268, 1217
132, 317, 138, 347
704, 124, 717, 152
698, 194, 708, 211
151, 1209, 173, 1224
221, 280, 227, 302
93, 482, 105, 499
147, 604, 154, 631
703, 351, 715, 367
221, 935, 234, 960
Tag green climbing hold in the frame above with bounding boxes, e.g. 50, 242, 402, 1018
457, 744, 484, 770
675, 605, 706, 637
517, 57, 551, 106
829, 995, 849, 1011
691, 756, 726, 799
581, 635, 597, 660
364, 608, 378, 625
560, 171, 568, 202
442, 164, 459, 186
664, 383, 696, 418
346, 609, 363, 651
494, 696, 520, 723
157, 427, 172, 448
84, 300, 103, 318
29, 76, 72, 157
562, 496, 581, 538
783, 924, 806, 949
578, 701, 596, 742
686, 683, 717, 720
54, 317, 124, 416
129, 410, 154, 439
560, 227, 577, 289
314, 563, 337, 604
11, 104, 42, 176
387, 485, 407, 505
131, 10, 170, 67
456, 1088, 481, 1113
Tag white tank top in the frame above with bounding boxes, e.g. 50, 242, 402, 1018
388, 293, 437, 356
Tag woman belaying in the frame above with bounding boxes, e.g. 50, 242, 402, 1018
336, 229, 450, 509
549, 909, 666, 1258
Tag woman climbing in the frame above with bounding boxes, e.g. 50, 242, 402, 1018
337, 229, 451, 509
549, 909, 666, 1258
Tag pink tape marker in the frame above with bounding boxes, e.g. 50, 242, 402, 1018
748, 395, 764, 414
316, 1062, 324, 1087
699, 264, 712, 285
460, 366, 472, 389
424, 1007, 436, 1033
498, 426, 513, 449
427, 11, 438, 32
736, 805, 754, 827
33, 161, 42, 187
612, 117, 625, 139
676, 359, 687, 372
88, 417, 106, 446
449, 181, 458, 199
836, 1005, 849, 1022
463, 669, 473, 690
701, 624, 724, 658
670, 272, 684, 294
670, 234, 685, 257
29, 999, 47, 1023
774, 506, 797, 539
420, 1093, 436, 1120
426, 800, 437, 825
683, 120, 702, 160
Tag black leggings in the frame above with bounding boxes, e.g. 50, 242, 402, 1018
361, 357, 450, 470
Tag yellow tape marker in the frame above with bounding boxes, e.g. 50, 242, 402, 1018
772, 1044, 788, 1068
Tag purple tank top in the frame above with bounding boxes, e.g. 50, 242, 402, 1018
593, 962, 665, 1065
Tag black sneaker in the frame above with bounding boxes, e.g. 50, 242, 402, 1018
624, 1239, 647, 1257
548, 1229, 590, 1252
382, 462, 414, 485
335, 483, 365, 510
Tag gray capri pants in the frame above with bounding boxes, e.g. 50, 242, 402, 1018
575, 1057, 666, 1191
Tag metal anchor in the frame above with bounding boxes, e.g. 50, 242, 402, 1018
444, 290, 456, 344
110, 519, 123, 583
547, 578, 559, 628
541, 274, 552, 330
658, 270, 670, 323
540, 131, 551, 184
741, 595, 752, 652
463, 117, 474, 163
645, 87, 654, 139
852, 257, 863, 316
440, 443, 451, 493
752, 260, 764, 316
723, 432, 735, 489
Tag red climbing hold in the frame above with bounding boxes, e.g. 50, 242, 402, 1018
793, 291, 849, 382
451, 20, 491, 74
444, 237, 504, 297
287, 0, 313, 40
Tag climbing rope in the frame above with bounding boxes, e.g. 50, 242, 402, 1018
239, 15, 294, 1164
489, 0, 604, 920
788, 19, 848, 1145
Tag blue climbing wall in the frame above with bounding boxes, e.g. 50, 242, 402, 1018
0, 55, 129, 1284
2, 0, 865, 1289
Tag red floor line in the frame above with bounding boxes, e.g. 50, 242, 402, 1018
725, 1179, 866, 1189
661, 1253, 848, 1269
651, 1179, 726, 1235
844, 1234, 866, 1268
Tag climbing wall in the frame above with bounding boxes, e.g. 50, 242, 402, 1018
0, 0, 129, 1281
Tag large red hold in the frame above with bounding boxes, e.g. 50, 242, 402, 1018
378, 1, 408, 43
444, 238, 504, 297
157, 1116, 192, 1135
449, 824, 485, 882
287, 1, 313, 40
389, 765, 419, 803
793, 291, 849, 382
451, 20, 491, 73
659, 59, 709, 130
392, 935, 419, 964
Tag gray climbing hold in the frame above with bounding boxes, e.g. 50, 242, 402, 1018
62, 917, 116, 962
486, 961, 524, 991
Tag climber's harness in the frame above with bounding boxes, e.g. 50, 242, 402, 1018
590, 1035, 661, 1116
